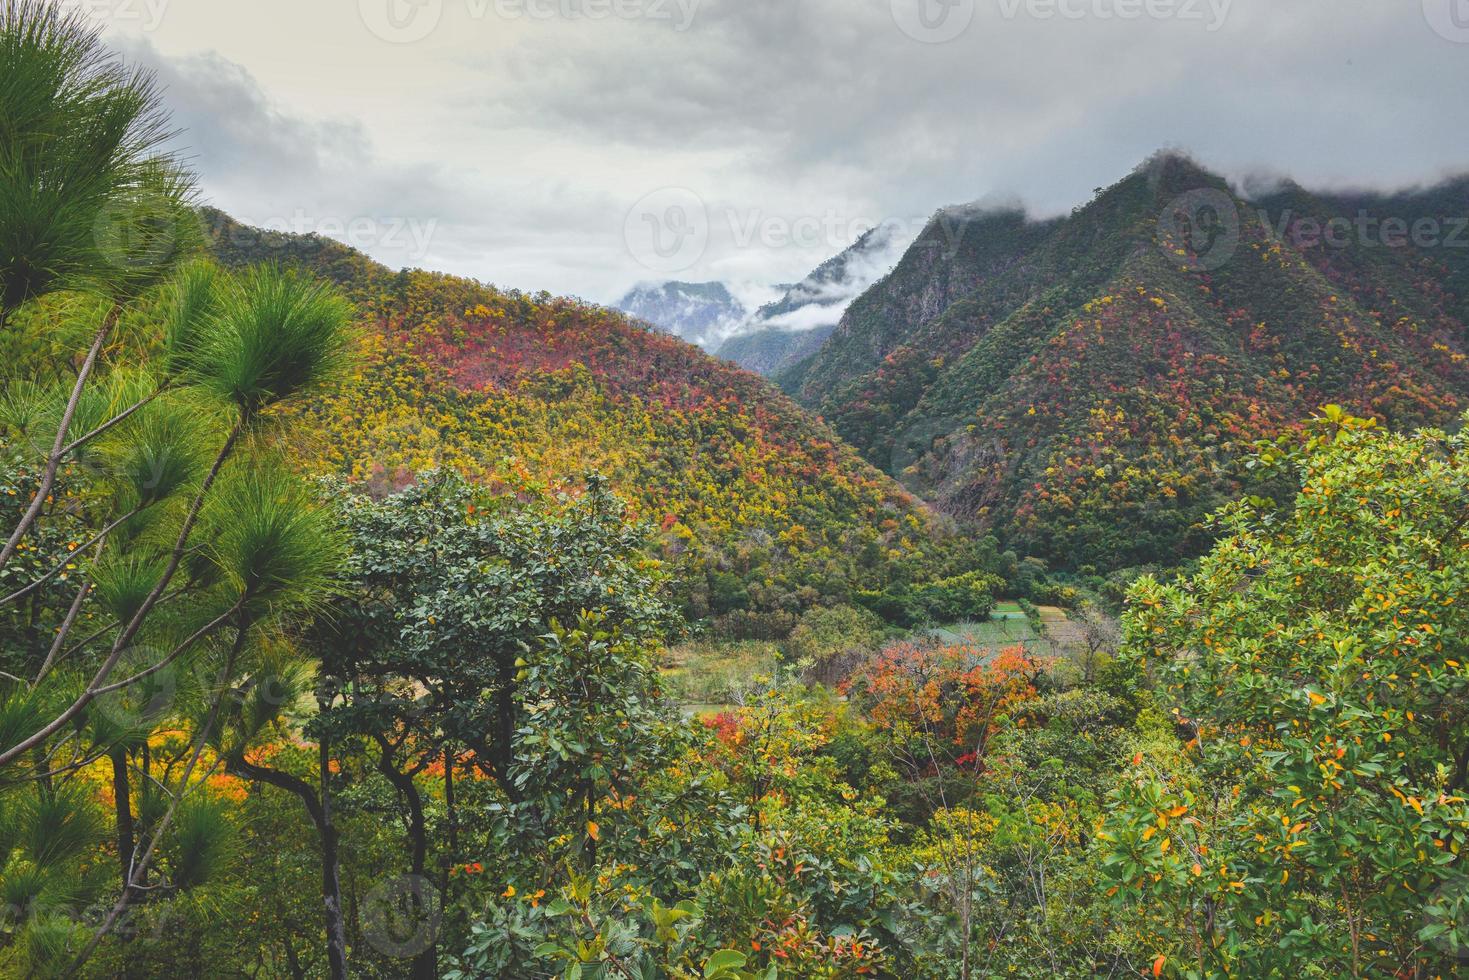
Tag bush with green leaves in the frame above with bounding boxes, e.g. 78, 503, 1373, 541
781, 604, 888, 682
857, 570, 1005, 629
1100, 408, 1469, 976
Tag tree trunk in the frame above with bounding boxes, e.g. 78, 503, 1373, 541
375, 742, 436, 980
319, 735, 350, 980
230, 754, 348, 980
495, 657, 518, 796
110, 747, 136, 897
108, 747, 138, 979
441, 746, 458, 900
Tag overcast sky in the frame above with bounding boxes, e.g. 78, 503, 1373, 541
78, 0, 1469, 306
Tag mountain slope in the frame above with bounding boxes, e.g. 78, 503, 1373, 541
201, 210, 969, 627
718, 323, 835, 376
781, 155, 1469, 568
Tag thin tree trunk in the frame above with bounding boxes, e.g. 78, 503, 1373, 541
375, 740, 435, 980
319, 734, 349, 980
110, 747, 136, 898
441, 746, 458, 901
0, 307, 117, 575
282, 929, 306, 980
227, 750, 349, 980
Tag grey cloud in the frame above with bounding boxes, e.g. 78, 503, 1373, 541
97, 0, 1469, 305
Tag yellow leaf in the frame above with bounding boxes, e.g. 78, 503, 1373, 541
586, 820, 601, 841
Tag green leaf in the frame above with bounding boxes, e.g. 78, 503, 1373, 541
704, 950, 747, 977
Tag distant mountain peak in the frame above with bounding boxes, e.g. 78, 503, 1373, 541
614, 280, 746, 348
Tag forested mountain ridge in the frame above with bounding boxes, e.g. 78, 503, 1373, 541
782, 154, 1469, 569
200, 210, 982, 629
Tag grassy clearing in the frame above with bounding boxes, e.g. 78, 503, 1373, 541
667, 606, 1091, 710
661, 638, 779, 710
927, 615, 1042, 648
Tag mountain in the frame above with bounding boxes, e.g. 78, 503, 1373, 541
718, 323, 836, 376
717, 224, 910, 375
749, 224, 909, 330
200, 210, 973, 629
779, 154, 1469, 569
614, 280, 746, 348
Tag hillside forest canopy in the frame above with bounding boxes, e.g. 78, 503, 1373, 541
1, 3, 1468, 979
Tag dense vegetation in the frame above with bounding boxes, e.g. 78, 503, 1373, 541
781, 155, 1469, 572
200, 209, 1023, 637
2, 6, 1468, 979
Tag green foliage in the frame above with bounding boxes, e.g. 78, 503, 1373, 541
0, 784, 107, 971
313, 470, 677, 841
0, 0, 199, 313
164, 795, 239, 892
782, 603, 887, 678
200, 461, 346, 617
857, 570, 1003, 628
1101, 409, 1469, 975
185, 263, 353, 420
449, 875, 776, 980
